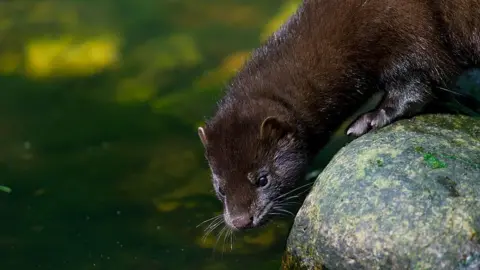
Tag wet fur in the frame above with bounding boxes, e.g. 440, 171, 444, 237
199, 0, 480, 230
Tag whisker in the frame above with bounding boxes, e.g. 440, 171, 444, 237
275, 199, 301, 206
202, 218, 224, 242
273, 207, 295, 216
203, 218, 223, 234
223, 229, 229, 253
438, 86, 465, 96
275, 181, 314, 201
203, 215, 223, 231
196, 214, 223, 228
202, 220, 223, 238
252, 182, 313, 225
213, 226, 227, 253
204, 223, 223, 240
275, 196, 300, 205
268, 212, 289, 217
276, 185, 313, 206
278, 194, 300, 201
222, 227, 230, 255
268, 211, 284, 215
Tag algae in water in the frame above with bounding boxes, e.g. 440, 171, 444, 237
0, 185, 11, 193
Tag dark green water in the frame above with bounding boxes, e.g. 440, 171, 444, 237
0, 1, 307, 269
2, 1, 479, 270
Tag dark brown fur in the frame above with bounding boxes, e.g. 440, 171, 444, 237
198, 0, 480, 230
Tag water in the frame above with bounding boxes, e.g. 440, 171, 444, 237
0, 0, 306, 269
2, 1, 479, 270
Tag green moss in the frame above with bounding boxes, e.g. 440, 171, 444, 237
282, 251, 319, 270
439, 154, 480, 170
423, 153, 447, 169
414, 146, 425, 153
414, 145, 480, 170
288, 115, 480, 269
0, 185, 11, 193
376, 159, 384, 167
414, 146, 448, 169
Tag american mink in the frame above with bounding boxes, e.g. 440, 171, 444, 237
198, 0, 480, 231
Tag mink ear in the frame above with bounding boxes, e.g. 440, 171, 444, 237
260, 116, 294, 141
198, 127, 208, 147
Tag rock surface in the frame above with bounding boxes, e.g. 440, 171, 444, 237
282, 114, 480, 270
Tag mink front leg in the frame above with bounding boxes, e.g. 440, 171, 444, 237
346, 78, 434, 136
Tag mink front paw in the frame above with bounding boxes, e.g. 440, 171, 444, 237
346, 109, 390, 136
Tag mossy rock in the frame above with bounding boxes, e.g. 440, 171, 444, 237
283, 114, 480, 270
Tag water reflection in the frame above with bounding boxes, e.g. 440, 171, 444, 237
0, 0, 303, 269
2, 0, 478, 269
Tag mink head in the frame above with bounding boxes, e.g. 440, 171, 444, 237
198, 111, 309, 231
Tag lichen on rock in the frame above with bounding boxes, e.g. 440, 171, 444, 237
283, 114, 480, 270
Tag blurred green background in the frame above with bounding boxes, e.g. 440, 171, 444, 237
0, 1, 479, 270
0, 0, 307, 269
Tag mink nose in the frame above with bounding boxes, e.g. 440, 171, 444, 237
231, 214, 254, 229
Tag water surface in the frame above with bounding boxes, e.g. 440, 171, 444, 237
0, 1, 308, 269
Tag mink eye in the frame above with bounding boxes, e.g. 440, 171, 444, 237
258, 175, 269, 187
